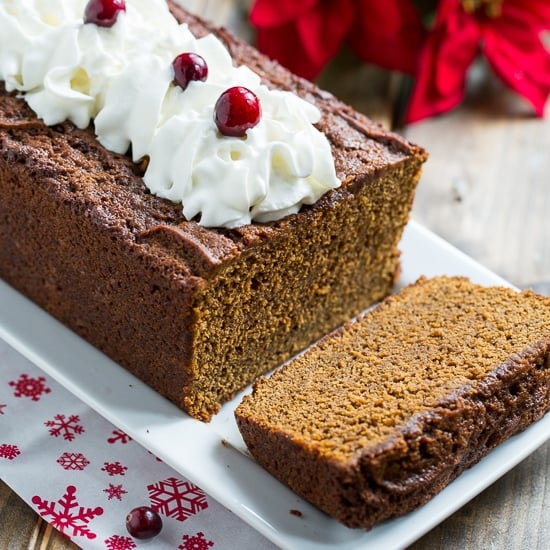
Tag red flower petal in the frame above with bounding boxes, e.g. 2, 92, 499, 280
405, 1, 481, 123
252, 0, 355, 80
348, 0, 425, 74
254, 23, 319, 79
250, 0, 317, 27
481, 1, 550, 115
483, 30, 550, 116
503, 0, 550, 22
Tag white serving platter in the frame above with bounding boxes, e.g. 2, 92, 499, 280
1, 220, 548, 549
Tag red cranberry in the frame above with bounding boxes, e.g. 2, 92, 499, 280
125, 506, 162, 540
172, 52, 208, 90
214, 86, 261, 137
84, 0, 126, 27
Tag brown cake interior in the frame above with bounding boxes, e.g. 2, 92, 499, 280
235, 276, 550, 527
0, 3, 426, 420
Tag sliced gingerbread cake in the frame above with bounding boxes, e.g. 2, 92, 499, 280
235, 276, 550, 527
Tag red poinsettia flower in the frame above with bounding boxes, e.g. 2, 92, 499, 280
406, 0, 550, 123
249, 0, 425, 81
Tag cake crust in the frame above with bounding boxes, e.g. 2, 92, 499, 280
0, 2, 426, 420
235, 276, 550, 528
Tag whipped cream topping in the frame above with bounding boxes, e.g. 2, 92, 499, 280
0, 0, 341, 228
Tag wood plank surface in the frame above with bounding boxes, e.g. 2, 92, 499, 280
1, 1, 548, 549
405, 66, 550, 295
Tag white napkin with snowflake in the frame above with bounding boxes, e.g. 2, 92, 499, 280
0, 339, 277, 549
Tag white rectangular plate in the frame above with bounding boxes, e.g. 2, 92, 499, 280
1, 220, 548, 549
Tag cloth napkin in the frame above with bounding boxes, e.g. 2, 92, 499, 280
0, 338, 277, 549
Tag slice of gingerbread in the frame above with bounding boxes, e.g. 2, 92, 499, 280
235, 275, 550, 528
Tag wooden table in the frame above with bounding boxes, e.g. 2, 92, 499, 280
1, 1, 549, 548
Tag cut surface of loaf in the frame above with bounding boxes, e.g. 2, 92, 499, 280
235, 276, 550, 528
0, 1, 426, 420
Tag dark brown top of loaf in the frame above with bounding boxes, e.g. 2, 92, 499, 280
237, 276, 550, 460
0, 1, 426, 278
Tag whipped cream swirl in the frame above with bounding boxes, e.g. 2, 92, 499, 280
0, 0, 340, 227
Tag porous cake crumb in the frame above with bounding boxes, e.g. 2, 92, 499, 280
235, 276, 550, 528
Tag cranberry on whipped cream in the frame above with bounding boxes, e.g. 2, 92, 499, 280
0, 0, 340, 228
214, 86, 261, 137
172, 52, 208, 91
84, 0, 126, 27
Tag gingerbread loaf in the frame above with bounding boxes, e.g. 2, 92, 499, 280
0, 1, 426, 420
235, 276, 550, 528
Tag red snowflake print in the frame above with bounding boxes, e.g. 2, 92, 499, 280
57, 452, 90, 471
45, 414, 85, 441
179, 532, 214, 550
0, 403, 6, 414
0, 443, 21, 460
9, 373, 51, 401
105, 534, 136, 550
148, 477, 208, 522
101, 461, 128, 476
103, 483, 128, 501
107, 429, 132, 444
32, 485, 103, 540
105, 535, 137, 550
